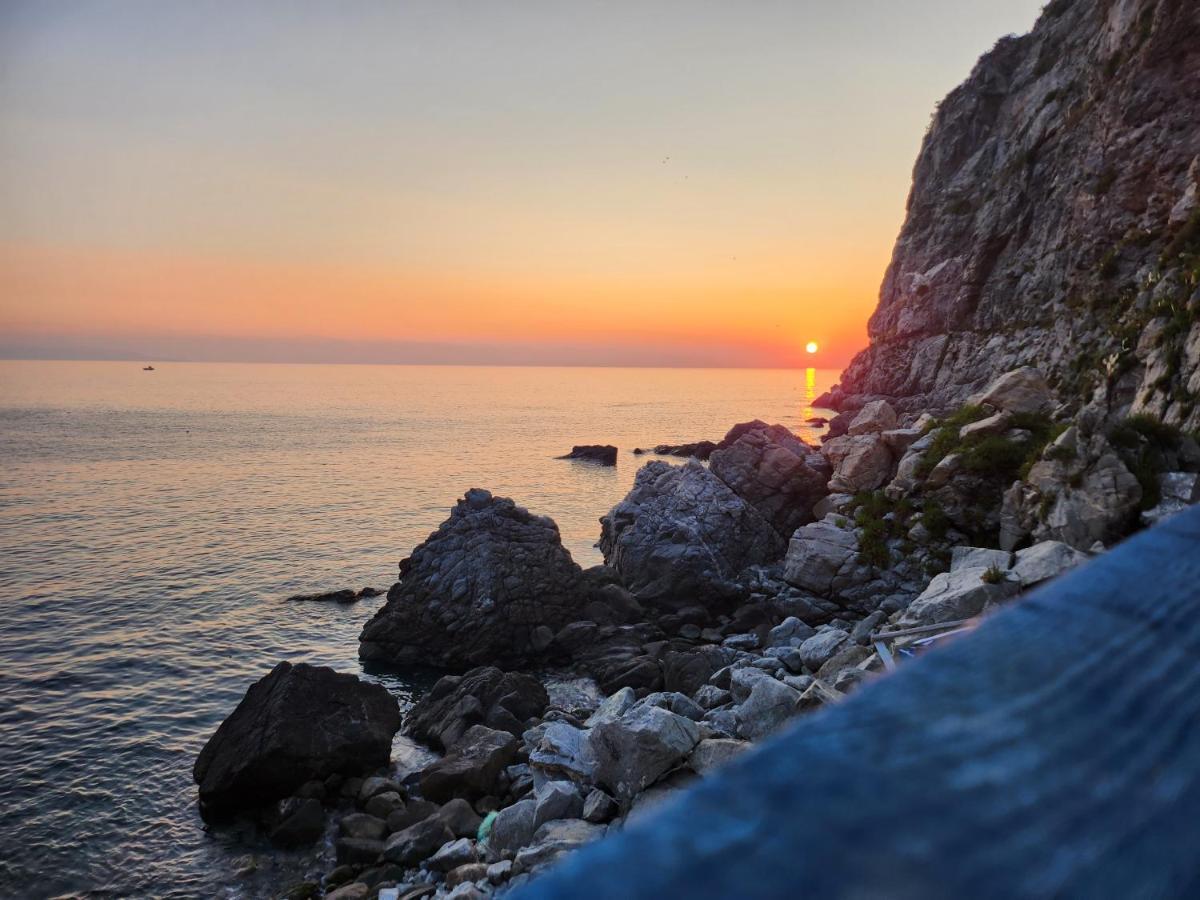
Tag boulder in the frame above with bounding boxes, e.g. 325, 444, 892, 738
1011, 541, 1089, 587
735, 679, 801, 741
599, 460, 784, 609
650, 441, 719, 460
557, 445, 618, 465
532, 781, 583, 830
949, 547, 1011, 572
359, 489, 589, 669
488, 798, 537, 855
707, 421, 831, 539
797, 630, 851, 672
446, 862, 489, 887
589, 704, 701, 801
581, 788, 619, 823
687, 738, 750, 775
404, 667, 549, 751
823, 434, 893, 493
975, 367, 1052, 416
661, 646, 738, 696
1142, 472, 1200, 526
383, 816, 455, 866
512, 819, 605, 876
334, 838, 384, 866
193, 662, 400, 817
529, 722, 597, 786
339, 813, 388, 842
766, 616, 817, 648
847, 400, 898, 435
427, 837, 478, 872
436, 798, 484, 838
782, 517, 859, 595
898, 566, 1021, 628
269, 797, 326, 846
418, 725, 518, 803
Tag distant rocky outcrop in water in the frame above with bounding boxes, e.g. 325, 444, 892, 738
557, 445, 618, 465
829, 0, 1200, 431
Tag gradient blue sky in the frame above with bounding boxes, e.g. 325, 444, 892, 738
0, 0, 1045, 366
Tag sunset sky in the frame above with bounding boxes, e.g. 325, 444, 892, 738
0, 0, 1043, 368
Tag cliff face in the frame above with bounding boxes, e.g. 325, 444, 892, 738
834, 0, 1200, 430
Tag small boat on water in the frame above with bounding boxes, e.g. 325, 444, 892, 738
142, 365, 155, 371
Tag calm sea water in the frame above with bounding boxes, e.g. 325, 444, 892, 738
0, 361, 836, 898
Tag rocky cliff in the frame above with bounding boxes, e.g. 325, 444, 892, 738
830, 0, 1200, 431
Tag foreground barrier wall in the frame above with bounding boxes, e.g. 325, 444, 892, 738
516, 506, 1200, 899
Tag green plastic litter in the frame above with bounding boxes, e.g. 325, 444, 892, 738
478, 810, 499, 844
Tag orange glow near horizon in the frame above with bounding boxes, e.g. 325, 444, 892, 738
0, 241, 876, 367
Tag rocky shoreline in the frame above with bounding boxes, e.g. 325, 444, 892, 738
194, 363, 1199, 900
191, 1, 1200, 894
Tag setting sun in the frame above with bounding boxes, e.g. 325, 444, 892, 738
805, 341, 819, 354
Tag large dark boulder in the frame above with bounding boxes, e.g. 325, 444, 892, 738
404, 667, 550, 751
359, 489, 589, 669
599, 460, 783, 609
193, 662, 400, 818
709, 421, 831, 540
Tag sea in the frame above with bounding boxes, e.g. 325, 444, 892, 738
0, 360, 838, 898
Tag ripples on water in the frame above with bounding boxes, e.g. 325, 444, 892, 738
0, 361, 836, 898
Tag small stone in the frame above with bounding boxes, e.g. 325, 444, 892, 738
486, 859, 514, 884
446, 862, 489, 887
364, 791, 405, 820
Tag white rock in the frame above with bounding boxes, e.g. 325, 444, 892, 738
782, 517, 859, 594
1011, 541, 1089, 587
847, 399, 898, 435
898, 566, 1021, 627
975, 367, 1052, 416
950, 547, 1011, 572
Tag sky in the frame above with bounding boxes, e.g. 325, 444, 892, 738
0, 0, 1045, 368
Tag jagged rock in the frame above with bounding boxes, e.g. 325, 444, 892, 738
383, 816, 455, 866
707, 420, 831, 539
599, 460, 784, 608
436, 798, 485, 838
687, 738, 750, 775
959, 411, 1012, 440
512, 819, 605, 876
583, 687, 638, 727
581, 788, 618, 823
193, 662, 400, 817
529, 722, 597, 786
831, 0, 1200, 433
1142, 472, 1200, 526
847, 400, 898, 435
692, 685, 732, 709
898, 566, 1021, 628
557, 445, 617, 465
358, 489, 588, 669
766, 616, 817, 647
404, 667, 549, 751
797, 630, 851, 672
532, 781, 583, 830
735, 678, 801, 741
446, 862, 489, 887
782, 517, 859, 595
974, 368, 1052, 416
488, 798, 537, 855
823, 434, 893, 493
950, 547, 1011, 571
419, 726, 518, 803
1011, 541, 1088, 587
589, 704, 701, 801
427, 837, 478, 872
728, 666, 774, 703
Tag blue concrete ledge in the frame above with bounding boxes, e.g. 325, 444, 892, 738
516, 506, 1200, 899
